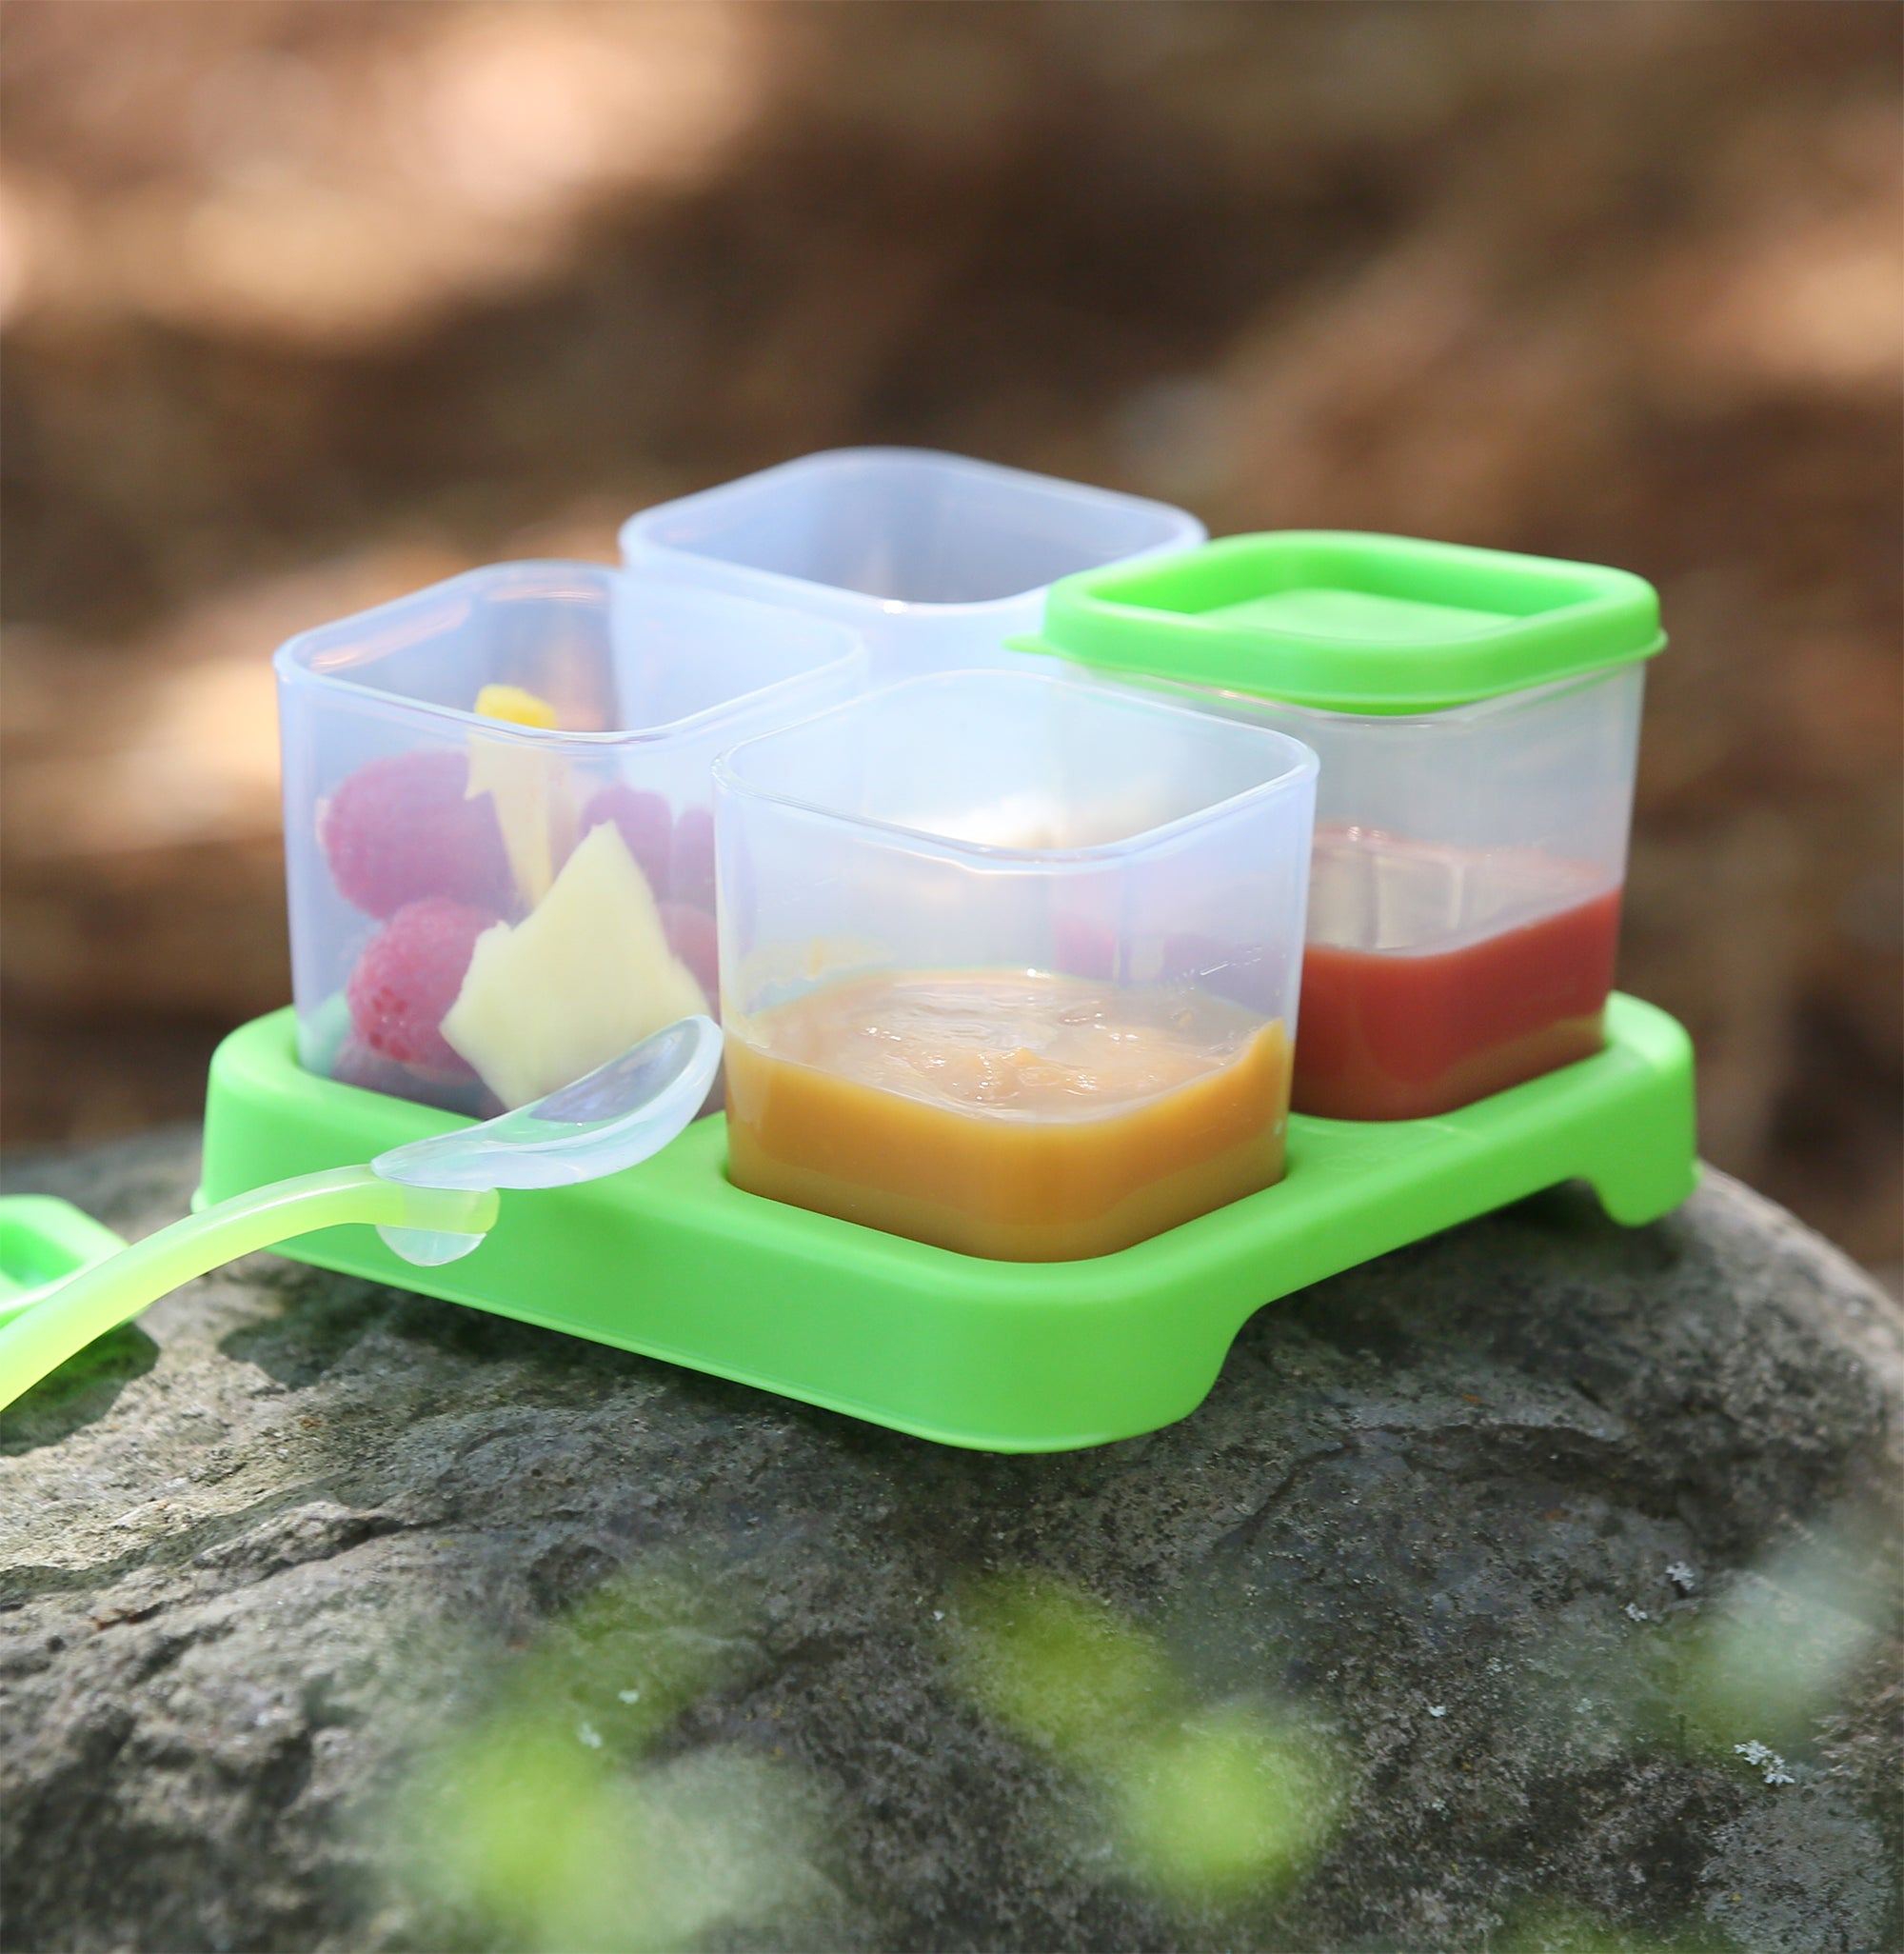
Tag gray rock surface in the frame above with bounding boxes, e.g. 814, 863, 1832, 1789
3, 1127, 1899, 1954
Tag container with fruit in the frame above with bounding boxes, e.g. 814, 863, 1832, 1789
277, 561, 863, 1118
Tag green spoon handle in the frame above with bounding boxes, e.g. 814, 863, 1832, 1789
0, 1166, 498, 1412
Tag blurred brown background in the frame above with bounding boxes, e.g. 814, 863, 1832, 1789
2, 1, 1898, 1273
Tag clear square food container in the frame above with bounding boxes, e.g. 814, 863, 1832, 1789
277, 561, 863, 1118
713, 669, 1318, 1261
1019, 532, 1662, 1122
619, 447, 1204, 680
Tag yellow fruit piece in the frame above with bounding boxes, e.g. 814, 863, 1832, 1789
473, 683, 560, 729
466, 738, 562, 907
442, 821, 709, 1110
466, 685, 565, 907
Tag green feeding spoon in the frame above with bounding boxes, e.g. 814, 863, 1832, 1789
0, 1016, 724, 1413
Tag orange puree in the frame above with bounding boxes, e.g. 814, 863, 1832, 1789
724, 970, 1291, 1261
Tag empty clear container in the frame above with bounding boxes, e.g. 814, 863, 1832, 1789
1020, 532, 1662, 1121
619, 447, 1204, 680
277, 561, 863, 1118
714, 669, 1317, 1260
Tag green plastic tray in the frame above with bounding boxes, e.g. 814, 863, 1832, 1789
195, 1000, 1696, 1452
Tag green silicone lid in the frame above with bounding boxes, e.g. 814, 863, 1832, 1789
1015, 531, 1664, 715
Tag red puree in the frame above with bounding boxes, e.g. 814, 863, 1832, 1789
1295, 832, 1622, 1121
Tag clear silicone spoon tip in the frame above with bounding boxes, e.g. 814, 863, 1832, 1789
367, 1014, 723, 1262
372, 1014, 722, 1193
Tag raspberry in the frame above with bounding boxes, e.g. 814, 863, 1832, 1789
1054, 913, 1116, 981
345, 897, 497, 1078
671, 805, 717, 913
661, 902, 719, 1015
580, 784, 672, 900
321, 749, 515, 919
332, 1035, 489, 1116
